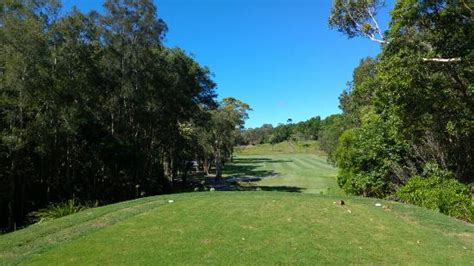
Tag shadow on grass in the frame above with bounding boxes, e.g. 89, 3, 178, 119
229, 184, 303, 193
232, 157, 293, 164
172, 157, 303, 194
223, 157, 291, 178
218, 157, 303, 193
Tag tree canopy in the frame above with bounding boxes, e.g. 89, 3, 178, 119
0, 0, 248, 231
328, 0, 473, 221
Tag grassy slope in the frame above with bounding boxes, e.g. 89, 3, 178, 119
224, 154, 341, 195
235, 140, 324, 155
230, 141, 338, 194
1, 193, 472, 265
1, 146, 473, 264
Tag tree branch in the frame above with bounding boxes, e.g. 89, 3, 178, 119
367, 34, 388, 44
345, 3, 389, 45
422, 58, 462, 62
461, 0, 474, 15
367, 6, 385, 41
416, 40, 461, 63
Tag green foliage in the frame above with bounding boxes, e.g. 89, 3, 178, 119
329, 0, 387, 44
318, 114, 348, 162
0, 0, 226, 230
328, 0, 474, 221
235, 140, 322, 156
397, 164, 474, 222
238, 116, 321, 146
334, 111, 407, 197
31, 199, 99, 222
376, 0, 474, 182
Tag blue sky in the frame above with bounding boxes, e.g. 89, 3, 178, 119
63, 0, 392, 128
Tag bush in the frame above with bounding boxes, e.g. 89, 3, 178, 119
397, 164, 473, 222
334, 117, 403, 198
30, 199, 99, 223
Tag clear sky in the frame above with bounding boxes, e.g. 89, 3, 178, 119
62, 0, 392, 128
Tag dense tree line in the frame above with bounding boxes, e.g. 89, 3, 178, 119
237, 116, 322, 145
0, 0, 249, 231
327, 0, 473, 220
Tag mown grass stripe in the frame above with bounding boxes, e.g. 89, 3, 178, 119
300, 156, 335, 170
292, 156, 320, 170
307, 154, 333, 164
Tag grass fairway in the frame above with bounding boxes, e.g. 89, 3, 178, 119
224, 154, 342, 195
1, 153, 473, 265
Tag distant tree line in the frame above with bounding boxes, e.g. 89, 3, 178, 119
237, 116, 323, 145
0, 0, 249, 231
327, 0, 473, 221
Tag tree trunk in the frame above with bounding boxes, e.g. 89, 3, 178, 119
8, 158, 15, 230
215, 148, 222, 179
7, 201, 14, 231
203, 158, 210, 175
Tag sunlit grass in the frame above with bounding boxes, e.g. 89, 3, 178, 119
1, 151, 473, 265
224, 154, 342, 195
1, 192, 471, 265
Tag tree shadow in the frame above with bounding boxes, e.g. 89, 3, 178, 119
223, 157, 290, 178
228, 184, 303, 193
173, 157, 303, 194
232, 157, 293, 164
217, 157, 303, 193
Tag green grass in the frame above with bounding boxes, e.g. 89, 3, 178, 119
1, 152, 473, 265
224, 154, 341, 195
235, 140, 323, 155
1, 193, 472, 265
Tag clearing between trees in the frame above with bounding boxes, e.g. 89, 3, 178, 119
1, 151, 472, 264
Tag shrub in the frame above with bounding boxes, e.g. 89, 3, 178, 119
334, 117, 403, 198
397, 164, 473, 222
31, 199, 99, 223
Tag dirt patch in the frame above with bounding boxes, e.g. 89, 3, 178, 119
446, 232, 474, 247
241, 225, 257, 230
201, 239, 212, 245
